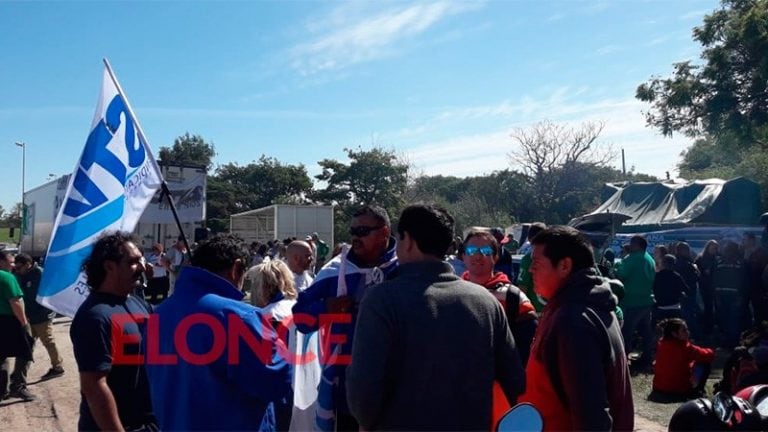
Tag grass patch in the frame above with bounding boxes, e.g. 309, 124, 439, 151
0, 227, 20, 244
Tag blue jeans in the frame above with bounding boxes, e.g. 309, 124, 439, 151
622, 306, 655, 365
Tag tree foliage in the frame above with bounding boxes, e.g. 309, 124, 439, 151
312, 147, 409, 242
406, 170, 530, 234
679, 133, 768, 206
0, 204, 19, 229
149, 130, 657, 240
206, 156, 313, 233
637, 0, 768, 208
159, 133, 217, 170
313, 147, 408, 209
636, 0, 768, 143
212, 156, 313, 213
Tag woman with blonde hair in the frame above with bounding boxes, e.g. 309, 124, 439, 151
247, 260, 297, 317
244, 259, 297, 431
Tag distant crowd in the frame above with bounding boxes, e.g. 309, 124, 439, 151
3, 204, 768, 431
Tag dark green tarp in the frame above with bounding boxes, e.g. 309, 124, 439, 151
590, 177, 762, 233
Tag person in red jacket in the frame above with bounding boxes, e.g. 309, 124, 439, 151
462, 230, 538, 365
651, 318, 714, 402
461, 229, 538, 429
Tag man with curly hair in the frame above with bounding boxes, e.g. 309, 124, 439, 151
70, 231, 156, 431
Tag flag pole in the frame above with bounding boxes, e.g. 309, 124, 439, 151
101, 58, 192, 255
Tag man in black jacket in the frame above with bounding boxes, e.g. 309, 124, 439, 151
14, 254, 64, 380
520, 226, 634, 431
674, 243, 702, 339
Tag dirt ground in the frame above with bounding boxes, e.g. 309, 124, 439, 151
0, 316, 80, 431
0, 315, 673, 431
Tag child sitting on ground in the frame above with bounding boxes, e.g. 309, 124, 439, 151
649, 318, 715, 402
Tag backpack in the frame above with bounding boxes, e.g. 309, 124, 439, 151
504, 284, 524, 324
718, 347, 759, 394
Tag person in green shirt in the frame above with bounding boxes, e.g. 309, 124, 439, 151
517, 222, 547, 312
0, 251, 35, 401
312, 232, 330, 273
615, 235, 656, 369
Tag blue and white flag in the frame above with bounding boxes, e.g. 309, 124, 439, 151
37, 65, 163, 317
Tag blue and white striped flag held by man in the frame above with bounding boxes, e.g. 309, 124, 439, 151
37, 61, 163, 317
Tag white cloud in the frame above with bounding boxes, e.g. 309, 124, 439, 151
584, 1, 611, 15
596, 44, 622, 56
644, 36, 669, 47
680, 9, 708, 21
546, 13, 565, 22
289, 1, 482, 75
391, 90, 693, 179
408, 131, 513, 177
141, 107, 378, 121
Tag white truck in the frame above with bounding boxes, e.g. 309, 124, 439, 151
21, 164, 207, 259
230, 204, 334, 247
20, 175, 70, 259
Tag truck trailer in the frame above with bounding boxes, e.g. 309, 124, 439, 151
21, 163, 207, 259
230, 204, 334, 248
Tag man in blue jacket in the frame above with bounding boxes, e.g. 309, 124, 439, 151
144, 234, 292, 431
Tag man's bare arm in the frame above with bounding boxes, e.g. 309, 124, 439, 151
80, 371, 125, 432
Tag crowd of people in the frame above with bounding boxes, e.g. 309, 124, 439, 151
598, 232, 768, 404
3, 202, 768, 430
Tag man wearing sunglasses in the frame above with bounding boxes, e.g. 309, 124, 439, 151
461, 229, 538, 427
293, 205, 398, 431
347, 204, 524, 430
462, 240, 536, 340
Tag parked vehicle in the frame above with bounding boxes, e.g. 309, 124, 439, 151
21, 163, 207, 259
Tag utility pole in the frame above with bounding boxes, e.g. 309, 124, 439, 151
15, 141, 25, 239
621, 148, 627, 179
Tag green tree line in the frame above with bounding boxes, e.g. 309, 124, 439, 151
160, 122, 655, 242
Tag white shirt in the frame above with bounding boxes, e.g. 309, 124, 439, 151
262, 298, 297, 323
147, 252, 167, 278
293, 271, 314, 292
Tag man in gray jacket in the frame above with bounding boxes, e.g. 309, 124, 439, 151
347, 204, 525, 430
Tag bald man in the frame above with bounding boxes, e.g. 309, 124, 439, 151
286, 241, 314, 291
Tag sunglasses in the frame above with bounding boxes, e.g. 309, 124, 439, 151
349, 225, 384, 237
464, 245, 494, 257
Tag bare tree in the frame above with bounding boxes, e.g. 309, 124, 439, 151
510, 120, 612, 174
509, 120, 615, 221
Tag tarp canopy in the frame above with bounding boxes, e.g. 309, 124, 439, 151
589, 177, 762, 233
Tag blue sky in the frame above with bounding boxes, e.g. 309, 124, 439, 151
0, 0, 719, 211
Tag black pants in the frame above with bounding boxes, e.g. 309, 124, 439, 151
147, 276, 170, 303
0, 357, 31, 394
0, 315, 33, 393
